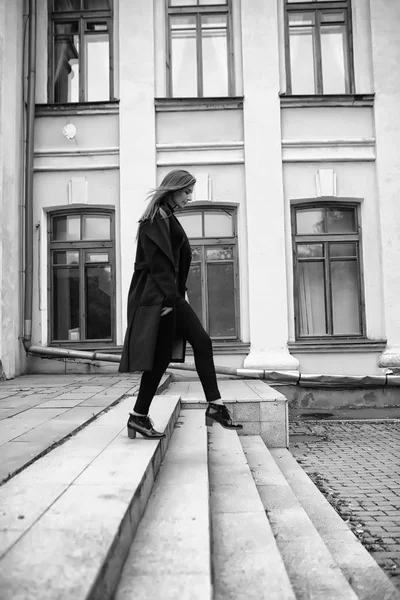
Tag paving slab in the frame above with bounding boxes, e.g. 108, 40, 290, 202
0, 395, 180, 600
0, 373, 170, 485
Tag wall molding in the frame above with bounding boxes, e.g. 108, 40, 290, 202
34, 164, 119, 172
282, 138, 375, 163
34, 147, 119, 158
157, 142, 244, 152
157, 141, 244, 166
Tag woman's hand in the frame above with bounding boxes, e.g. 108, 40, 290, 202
161, 307, 173, 317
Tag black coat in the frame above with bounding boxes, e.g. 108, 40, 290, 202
119, 207, 192, 372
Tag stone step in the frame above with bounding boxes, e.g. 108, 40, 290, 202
0, 395, 180, 600
114, 409, 211, 600
241, 436, 358, 599
165, 379, 289, 447
271, 448, 400, 600
208, 424, 295, 600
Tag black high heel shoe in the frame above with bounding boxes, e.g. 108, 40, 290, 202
127, 413, 166, 440
205, 403, 243, 430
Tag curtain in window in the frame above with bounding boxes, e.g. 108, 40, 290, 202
298, 262, 326, 336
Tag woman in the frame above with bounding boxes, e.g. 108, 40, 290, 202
119, 169, 243, 439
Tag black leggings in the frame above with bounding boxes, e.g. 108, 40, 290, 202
134, 299, 221, 415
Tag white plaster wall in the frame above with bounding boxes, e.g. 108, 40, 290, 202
370, 0, 400, 366
283, 161, 385, 346
281, 107, 374, 141
32, 111, 120, 347
118, 0, 157, 341
0, 0, 25, 378
292, 351, 382, 376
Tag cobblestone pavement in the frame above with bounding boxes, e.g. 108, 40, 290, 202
290, 420, 400, 590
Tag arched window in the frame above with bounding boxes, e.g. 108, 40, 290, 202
48, 209, 115, 345
176, 204, 239, 340
291, 202, 364, 339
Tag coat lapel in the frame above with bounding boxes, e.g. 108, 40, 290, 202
141, 214, 174, 267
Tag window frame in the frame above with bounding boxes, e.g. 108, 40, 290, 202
47, 0, 114, 104
165, 0, 234, 98
291, 201, 365, 340
48, 207, 116, 347
284, 0, 355, 95
175, 202, 240, 340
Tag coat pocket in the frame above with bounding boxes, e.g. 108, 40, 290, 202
140, 273, 164, 306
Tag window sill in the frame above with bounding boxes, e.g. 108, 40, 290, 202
279, 93, 374, 108
35, 100, 120, 117
155, 97, 244, 112
49, 342, 119, 350
289, 339, 387, 353
187, 341, 250, 355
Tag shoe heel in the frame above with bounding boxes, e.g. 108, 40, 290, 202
205, 415, 214, 427
127, 427, 137, 439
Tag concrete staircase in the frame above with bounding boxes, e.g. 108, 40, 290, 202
1, 391, 399, 600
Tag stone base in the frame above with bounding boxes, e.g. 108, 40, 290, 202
244, 349, 299, 371
379, 348, 400, 371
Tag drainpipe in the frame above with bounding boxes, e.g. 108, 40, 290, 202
20, 2, 399, 390
23, 0, 36, 349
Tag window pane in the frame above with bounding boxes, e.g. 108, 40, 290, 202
170, 15, 198, 97
330, 243, 357, 258
177, 213, 202, 237
86, 252, 109, 263
201, 14, 228, 96
53, 268, 80, 340
297, 244, 323, 258
53, 251, 80, 265
331, 261, 360, 334
83, 0, 110, 8
53, 0, 81, 11
206, 246, 234, 261
321, 12, 345, 23
326, 208, 356, 233
204, 211, 233, 237
289, 13, 316, 94
170, 0, 197, 5
321, 23, 346, 94
54, 22, 79, 103
191, 246, 202, 262
85, 265, 112, 339
85, 26, 109, 101
200, 0, 228, 3
298, 262, 326, 336
187, 264, 203, 325
82, 215, 111, 240
52, 215, 81, 241
207, 263, 236, 337
296, 209, 325, 234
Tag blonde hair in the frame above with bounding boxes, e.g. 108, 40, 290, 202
138, 170, 196, 224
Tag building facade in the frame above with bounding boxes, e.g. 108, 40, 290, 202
1, 0, 400, 379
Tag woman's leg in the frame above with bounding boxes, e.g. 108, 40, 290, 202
133, 312, 173, 415
175, 300, 221, 402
